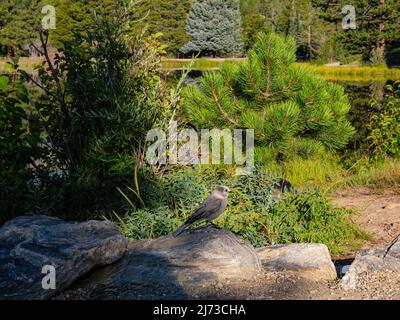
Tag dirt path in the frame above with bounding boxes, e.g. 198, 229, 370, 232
333, 185, 400, 248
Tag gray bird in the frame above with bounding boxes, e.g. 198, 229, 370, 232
172, 186, 230, 237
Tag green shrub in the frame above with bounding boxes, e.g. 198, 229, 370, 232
368, 82, 400, 159
1, 3, 173, 220
0, 62, 44, 222
119, 207, 178, 240
116, 167, 365, 254
267, 191, 366, 254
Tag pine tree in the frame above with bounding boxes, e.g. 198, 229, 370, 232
133, 0, 192, 56
0, 0, 44, 55
183, 32, 354, 163
314, 0, 400, 65
181, 0, 244, 57
52, 0, 116, 45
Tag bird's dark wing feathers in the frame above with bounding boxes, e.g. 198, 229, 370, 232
186, 197, 224, 224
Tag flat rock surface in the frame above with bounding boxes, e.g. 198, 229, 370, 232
0, 216, 127, 300
60, 225, 262, 299
257, 243, 337, 281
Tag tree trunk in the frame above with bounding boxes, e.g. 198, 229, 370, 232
307, 13, 312, 60
373, 0, 386, 65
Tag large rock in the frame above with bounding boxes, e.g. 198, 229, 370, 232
62, 225, 262, 299
341, 235, 400, 290
257, 243, 337, 281
0, 216, 127, 299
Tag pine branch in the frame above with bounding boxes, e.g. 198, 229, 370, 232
210, 80, 239, 126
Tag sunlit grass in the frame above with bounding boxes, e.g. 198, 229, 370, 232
305, 64, 400, 81
264, 154, 400, 193
161, 57, 243, 71
264, 153, 347, 191
344, 158, 400, 191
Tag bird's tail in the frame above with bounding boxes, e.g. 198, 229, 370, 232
172, 223, 190, 237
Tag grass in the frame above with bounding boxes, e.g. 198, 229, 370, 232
307, 64, 400, 81
161, 57, 244, 71
264, 154, 400, 194
344, 158, 400, 190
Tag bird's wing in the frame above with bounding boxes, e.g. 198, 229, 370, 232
186, 197, 224, 223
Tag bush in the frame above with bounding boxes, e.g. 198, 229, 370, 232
115, 167, 365, 253
368, 82, 400, 159
0, 62, 44, 222
268, 191, 366, 254
1, 3, 172, 220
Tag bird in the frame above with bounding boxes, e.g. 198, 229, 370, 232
172, 185, 230, 237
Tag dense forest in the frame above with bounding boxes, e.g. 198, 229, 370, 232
1, 0, 400, 64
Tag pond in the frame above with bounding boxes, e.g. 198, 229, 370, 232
163, 70, 398, 152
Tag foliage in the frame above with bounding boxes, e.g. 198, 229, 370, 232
0, 0, 43, 55
132, 0, 192, 56
0, 61, 44, 222
180, 0, 244, 57
267, 191, 366, 254
184, 33, 355, 163
113, 167, 365, 253
368, 82, 400, 158
28, 6, 166, 176
52, 0, 116, 45
0, 3, 172, 220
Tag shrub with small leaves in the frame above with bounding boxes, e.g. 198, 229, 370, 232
368, 82, 400, 159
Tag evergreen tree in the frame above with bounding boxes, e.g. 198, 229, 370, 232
183, 33, 354, 162
313, 0, 400, 64
0, 0, 44, 55
52, 0, 116, 45
181, 0, 244, 57
132, 0, 192, 56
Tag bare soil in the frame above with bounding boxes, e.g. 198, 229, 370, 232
333, 185, 400, 249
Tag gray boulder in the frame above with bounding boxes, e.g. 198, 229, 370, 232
257, 243, 337, 281
0, 216, 127, 300
62, 225, 262, 299
341, 235, 400, 290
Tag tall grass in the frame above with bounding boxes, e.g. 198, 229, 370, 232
344, 158, 400, 190
161, 58, 243, 71
264, 153, 347, 190
307, 64, 400, 81
265, 154, 400, 193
